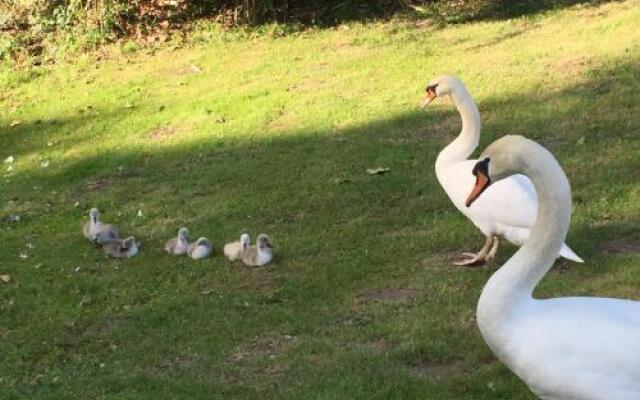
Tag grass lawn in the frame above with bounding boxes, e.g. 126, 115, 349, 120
1, 1, 639, 398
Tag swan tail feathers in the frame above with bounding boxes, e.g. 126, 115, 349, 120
559, 243, 584, 263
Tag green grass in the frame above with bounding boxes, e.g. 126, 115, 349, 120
1, 1, 640, 398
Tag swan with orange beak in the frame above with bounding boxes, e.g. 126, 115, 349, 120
420, 75, 583, 266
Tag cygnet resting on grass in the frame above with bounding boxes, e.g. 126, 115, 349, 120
188, 237, 212, 260
103, 236, 138, 258
83, 208, 119, 244
165, 227, 190, 255
242, 234, 273, 267
223, 233, 250, 261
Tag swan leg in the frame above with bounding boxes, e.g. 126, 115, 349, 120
486, 236, 500, 261
453, 236, 493, 267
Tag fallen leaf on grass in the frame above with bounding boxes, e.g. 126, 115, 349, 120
0, 274, 11, 283
366, 167, 390, 175
10, 120, 22, 127
190, 64, 202, 73
333, 178, 351, 185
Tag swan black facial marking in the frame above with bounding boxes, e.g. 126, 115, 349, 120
426, 83, 439, 95
472, 157, 491, 179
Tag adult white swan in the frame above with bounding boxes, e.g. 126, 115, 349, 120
465, 135, 640, 400
421, 75, 583, 265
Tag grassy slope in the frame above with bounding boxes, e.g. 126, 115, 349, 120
1, 1, 639, 398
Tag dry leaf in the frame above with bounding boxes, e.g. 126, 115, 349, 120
366, 167, 390, 175
0, 274, 10, 283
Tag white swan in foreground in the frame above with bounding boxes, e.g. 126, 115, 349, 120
466, 135, 640, 400
422, 75, 583, 265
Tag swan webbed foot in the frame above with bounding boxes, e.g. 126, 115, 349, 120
452, 236, 497, 267
453, 254, 487, 267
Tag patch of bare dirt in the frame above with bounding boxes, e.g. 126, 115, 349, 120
230, 334, 295, 364
547, 56, 593, 78
407, 359, 465, 380
602, 238, 640, 255
85, 177, 110, 192
359, 288, 419, 304
223, 334, 295, 383
149, 125, 181, 141
364, 337, 393, 354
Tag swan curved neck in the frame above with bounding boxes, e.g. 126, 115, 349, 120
436, 90, 481, 166
478, 146, 572, 324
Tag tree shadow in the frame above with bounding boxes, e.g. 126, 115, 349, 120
432, 0, 619, 24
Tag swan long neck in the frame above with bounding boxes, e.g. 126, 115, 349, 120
479, 146, 572, 320
436, 89, 481, 166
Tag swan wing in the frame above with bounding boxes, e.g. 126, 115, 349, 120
440, 160, 537, 229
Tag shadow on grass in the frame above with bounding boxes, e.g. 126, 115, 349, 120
473, 0, 616, 21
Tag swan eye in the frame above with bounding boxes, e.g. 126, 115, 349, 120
472, 157, 491, 177
426, 83, 439, 94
